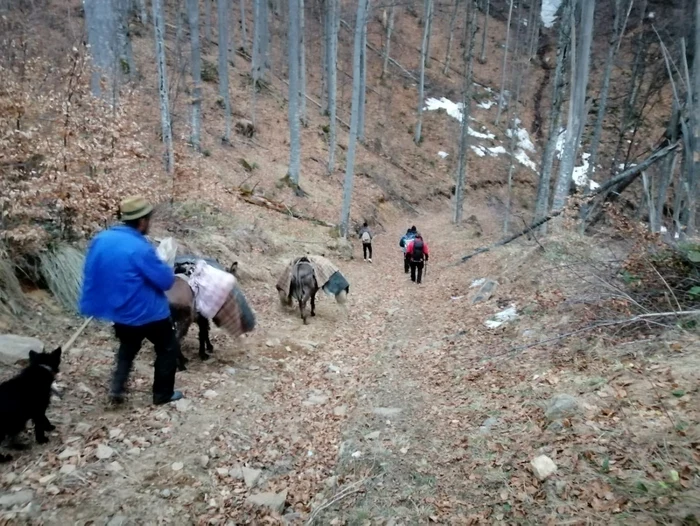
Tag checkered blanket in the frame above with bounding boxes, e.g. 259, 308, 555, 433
276, 255, 341, 296
187, 260, 236, 319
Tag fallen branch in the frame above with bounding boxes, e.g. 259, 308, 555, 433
453, 141, 681, 265
234, 190, 335, 227
305, 476, 374, 525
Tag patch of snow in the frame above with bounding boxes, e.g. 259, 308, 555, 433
424, 97, 464, 121
555, 127, 566, 158
541, 0, 563, 28
660, 226, 668, 233
471, 145, 487, 157
488, 146, 507, 155
469, 127, 495, 140
514, 150, 538, 171
571, 153, 600, 190
485, 306, 518, 329
438, 151, 449, 159
477, 100, 495, 110
510, 119, 536, 152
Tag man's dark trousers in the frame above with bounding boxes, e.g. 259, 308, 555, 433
404, 254, 410, 273
410, 261, 425, 284
112, 318, 178, 404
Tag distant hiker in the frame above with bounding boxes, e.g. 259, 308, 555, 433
80, 196, 184, 406
405, 233, 429, 284
359, 222, 373, 263
399, 225, 417, 273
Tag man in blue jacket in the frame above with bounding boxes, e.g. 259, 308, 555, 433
80, 196, 183, 406
399, 226, 417, 274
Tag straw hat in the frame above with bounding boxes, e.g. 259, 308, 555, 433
120, 196, 153, 221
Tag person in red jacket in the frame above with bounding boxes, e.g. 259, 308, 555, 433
405, 233, 429, 284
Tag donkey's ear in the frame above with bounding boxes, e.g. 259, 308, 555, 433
52, 347, 62, 359
229, 261, 238, 273
28, 350, 39, 363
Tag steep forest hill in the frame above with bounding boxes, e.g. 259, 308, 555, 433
1, 0, 700, 524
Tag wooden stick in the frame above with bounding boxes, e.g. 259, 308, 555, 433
62, 316, 93, 352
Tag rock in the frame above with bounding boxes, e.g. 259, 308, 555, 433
58, 447, 80, 460
39, 474, 57, 485
333, 405, 347, 416
60, 464, 77, 475
246, 489, 288, 513
478, 417, 499, 435
0, 490, 34, 508
95, 444, 115, 460
327, 364, 341, 374
0, 335, 44, 365
547, 420, 564, 434
175, 398, 192, 412
199, 455, 210, 468
545, 394, 580, 421
304, 394, 328, 406
171, 462, 184, 472
76, 422, 91, 434
203, 390, 218, 400
107, 515, 129, 526
364, 431, 381, 440
265, 339, 281, 348
471, 279, 498, 304
372, 407, 402, 417
216, 467, 230, 476
531, 455, 558, 481
242, 467, 262, 488
225, 367, 237, 376
108, 461, 123, 473
109, 428, 123, 439
127, 447, 141, 456
160, 489, 172, 499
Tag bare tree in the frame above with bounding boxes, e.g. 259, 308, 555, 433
218, 0, 232, 143
186, 0, 203, 151
453, 0, 478, 224
552, 0, 596, 212
287, 0, 302, 184
414, 0, 433, 144
153, 0, 174, 175
534, 0, 572, 230
326, 0, 340, 173
478, 0, 489, 64
381, 5, 395, 78
586, 0, 629, 180
205, 0, 213, 44
251, 0, 269, 124
494, 0, 513, 125
687, 0, 700, 235
299, 0, 307, 125
84, 0, 118, 98
357, 19, 368, 141
135, 0, 148, 24
443, 0, 459, 75
239, 0, 248, 52
340, 0, 371, 236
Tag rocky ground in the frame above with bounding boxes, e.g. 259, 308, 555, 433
0, 207, 699, 525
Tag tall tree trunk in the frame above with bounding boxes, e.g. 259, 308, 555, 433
443, 0, 459, 75
527, 0, 540, 61
239, 0, 248, 51
478, 0, 489, 64
381, 5, 395, 78
327, 0, 339, 173
117, 0, 136, 82
299, 0, 307, 125
655, 105, 680, 232
205, 0, 213, 44
414, 0, 432, 144
358, 19, 368, 141
687, 0, 700, 235
552, 0, 596, 212
136, 0, 148, 24
453, 0, 478, 224
424, 0, 433, 68
84, 0, 118, 99
218, 0, 232, 142
534, 0, 571, 230
187, 0, 203, 151
586, 0, 624, 180
153, 0, 174, 175
251, 0, 269, 124
340, 0, 370, 236
287, 0, 302, 184
494, 0, 513, 125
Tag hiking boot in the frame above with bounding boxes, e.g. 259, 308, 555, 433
368, 258, 372, 263
154, 390, 184, 405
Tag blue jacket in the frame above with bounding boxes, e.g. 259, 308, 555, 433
399, 232, 416, 253
79, 225, 175, 326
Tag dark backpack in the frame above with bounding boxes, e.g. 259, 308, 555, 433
412, 238, 424, 261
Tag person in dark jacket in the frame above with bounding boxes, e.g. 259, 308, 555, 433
399, 226, 417, 273
80, 197, 183, 406
405, 233, 429, 284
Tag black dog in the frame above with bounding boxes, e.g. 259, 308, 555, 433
0, 347, 62, 461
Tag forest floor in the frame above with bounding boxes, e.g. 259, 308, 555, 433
1, 204, 699, 525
